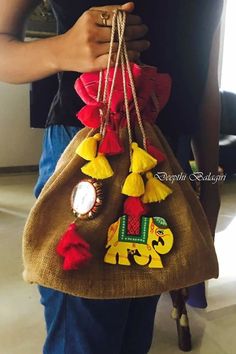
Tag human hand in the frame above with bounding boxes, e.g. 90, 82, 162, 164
55, 2, 149, 73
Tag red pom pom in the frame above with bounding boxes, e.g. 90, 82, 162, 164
98, 126, 124, 155
76, 105, 102, 128
124, 197, 149, 217
56, 223, 92, 270
146, 143, 166, 163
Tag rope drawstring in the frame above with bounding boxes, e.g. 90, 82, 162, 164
97, 10, 148, 155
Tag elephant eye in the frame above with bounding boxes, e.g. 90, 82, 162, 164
157, 230, 164, 236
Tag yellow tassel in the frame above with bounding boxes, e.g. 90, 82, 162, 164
131, 142, 157, 173
122, 172, 145, 197
142, 172, 172, 203
76, 133, 102, 160
81, 153, 114, 179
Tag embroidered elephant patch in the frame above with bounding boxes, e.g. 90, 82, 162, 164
104, 215, 174, 268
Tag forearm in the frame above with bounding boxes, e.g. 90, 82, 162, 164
191, 90, 221, 178
191, 90, 221, 235
0, 34, 62, 84
0, 2, 148, 85
191, 23, 222, 236
191, 24, 221, 185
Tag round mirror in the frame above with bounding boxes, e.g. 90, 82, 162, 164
71, 179, 103, 219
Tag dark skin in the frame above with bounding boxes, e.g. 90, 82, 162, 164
192, 24, 221, 236
0, 1, 221, 235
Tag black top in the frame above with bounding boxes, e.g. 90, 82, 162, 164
38, 0, 223, 136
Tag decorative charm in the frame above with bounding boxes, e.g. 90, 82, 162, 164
104, 215, 174, 268
71, 179, 103, 219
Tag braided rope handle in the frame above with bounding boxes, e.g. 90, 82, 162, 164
97, 10, 148, 154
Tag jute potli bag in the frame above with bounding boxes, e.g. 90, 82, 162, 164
22, 10, 218, 298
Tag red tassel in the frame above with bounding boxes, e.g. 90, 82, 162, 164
63, 247, 92, 271
98, 125, 124, 155
124, 197, 149, 217
147, 143, 166, 163
76, 104, 102, 128
56, 223, 92, 270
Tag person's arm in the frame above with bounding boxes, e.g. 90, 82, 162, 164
191, 24, 222, 236
0, 1, 149, 84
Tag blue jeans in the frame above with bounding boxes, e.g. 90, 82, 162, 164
35, 125, 160, 354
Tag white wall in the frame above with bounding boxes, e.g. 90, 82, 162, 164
221, 0, 236, 93
0, 82, 44, 167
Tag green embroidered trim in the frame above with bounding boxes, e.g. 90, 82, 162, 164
118, 215, 149, 244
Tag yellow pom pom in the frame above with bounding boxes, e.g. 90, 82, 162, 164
81, 153, 114, 179
142, 172, 172, 203
130, 142, 157, 173
122, 172, 145, 197
76, 133, 102, 160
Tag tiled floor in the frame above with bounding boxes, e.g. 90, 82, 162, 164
0, 173, 235, 354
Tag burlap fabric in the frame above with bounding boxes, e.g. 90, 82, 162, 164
22, 121, 218, 298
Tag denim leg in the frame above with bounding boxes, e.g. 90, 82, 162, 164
38, 286, 67, 354
120, 296, 160, 354
39, 286, 160, 354
34, 125, 80, 198
39, 286, 134, 354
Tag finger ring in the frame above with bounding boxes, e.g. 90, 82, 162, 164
100, 12, 110, 26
